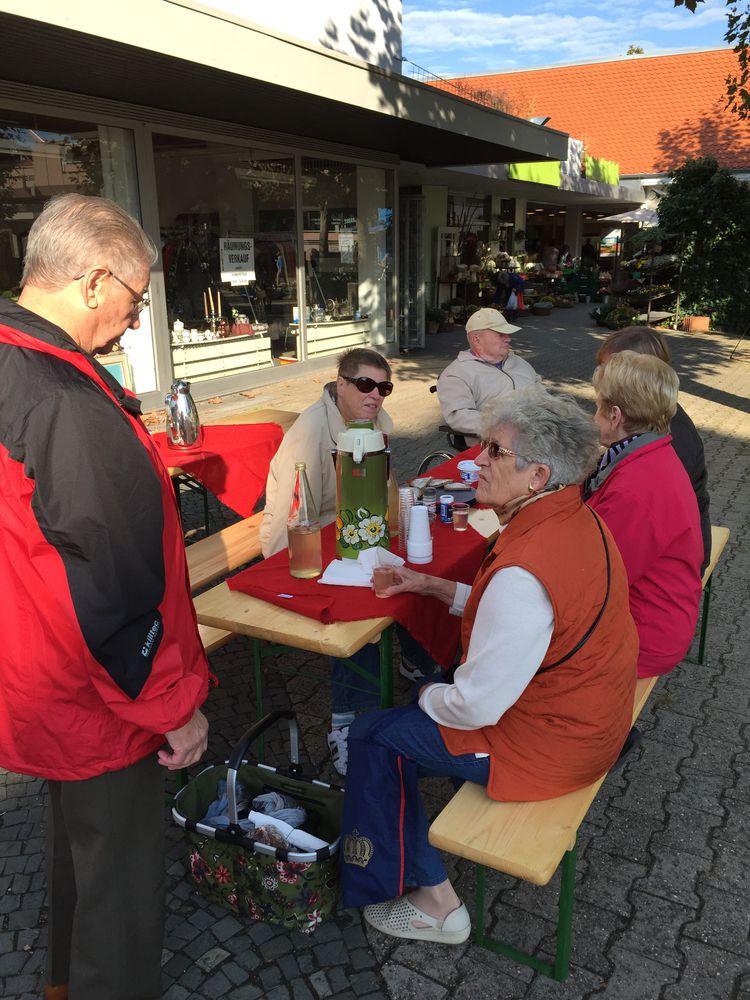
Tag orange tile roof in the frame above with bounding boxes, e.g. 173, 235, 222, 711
444, 49, 750, 176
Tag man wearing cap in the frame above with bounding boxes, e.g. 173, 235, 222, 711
437, 307, 540, 441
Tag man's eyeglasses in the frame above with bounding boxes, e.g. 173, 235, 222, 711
108, 271, 150, 315
480, 439, 532, 462
74, 269, 150, 316
342, 375, 393, 397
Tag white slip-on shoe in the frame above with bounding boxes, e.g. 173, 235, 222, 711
363, 895, 471, 945
326, 725, 349, 777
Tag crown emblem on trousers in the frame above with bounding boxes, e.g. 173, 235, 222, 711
343, 830, 374, 868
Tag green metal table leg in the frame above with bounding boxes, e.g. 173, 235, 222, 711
553, 841, 577, 981
697, 574, 712, 665
378, 626, 394, 708
252, 638, 265, 760
472, 839, 577, 982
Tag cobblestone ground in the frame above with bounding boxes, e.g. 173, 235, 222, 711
2, 306, 748, 999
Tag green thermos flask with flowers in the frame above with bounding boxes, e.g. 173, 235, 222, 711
335, 420, 389, 559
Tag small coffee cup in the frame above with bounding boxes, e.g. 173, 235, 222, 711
457, 460, 480, 486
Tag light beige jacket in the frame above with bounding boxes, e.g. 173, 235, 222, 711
437, 350, 540, 438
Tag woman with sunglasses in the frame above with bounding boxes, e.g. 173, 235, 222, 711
341, 386, 638, 944
260, 347, 394, 558
261, 348, 431, 774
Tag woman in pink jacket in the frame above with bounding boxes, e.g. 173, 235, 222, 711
584, 351, 703, 678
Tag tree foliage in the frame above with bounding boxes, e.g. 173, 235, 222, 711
656, 156, 750, 331
674, 0, 750, 119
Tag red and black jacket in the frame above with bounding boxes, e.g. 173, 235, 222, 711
0, 299, 208, 780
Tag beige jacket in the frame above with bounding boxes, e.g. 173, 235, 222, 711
260, 384, 394, 557
437, 350, 540, 437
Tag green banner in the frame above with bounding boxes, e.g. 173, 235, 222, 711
507, 161, 562, 187
585, 156, 620, 185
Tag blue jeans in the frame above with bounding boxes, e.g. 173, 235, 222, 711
330, 626, 437, 714
349, 704, 490, 887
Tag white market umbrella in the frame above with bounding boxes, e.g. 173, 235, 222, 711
599, 207, 658, 226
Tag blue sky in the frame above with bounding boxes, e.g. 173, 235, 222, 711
402, 0, 730, 78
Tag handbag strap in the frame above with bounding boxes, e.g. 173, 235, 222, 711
543, 506, 611, 670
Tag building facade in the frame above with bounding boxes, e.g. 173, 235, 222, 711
0, 1, 567, 408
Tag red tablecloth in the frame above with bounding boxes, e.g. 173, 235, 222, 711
415, 443, 482, 485
153, 423, 283, 518
226, 520, 488, 668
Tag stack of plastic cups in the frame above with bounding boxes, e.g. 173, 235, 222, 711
407, 504, 433, 564
398, 487, 416, 552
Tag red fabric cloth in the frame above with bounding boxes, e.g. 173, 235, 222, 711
153, 423, 284, 517
418, 444, 482, 484
227, 521, 488, 668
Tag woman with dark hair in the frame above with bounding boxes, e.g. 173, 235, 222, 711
596, 326, 711, 573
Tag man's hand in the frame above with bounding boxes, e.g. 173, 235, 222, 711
159, 709, 209, 769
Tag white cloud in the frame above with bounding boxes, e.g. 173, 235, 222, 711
403, 0, 729, 74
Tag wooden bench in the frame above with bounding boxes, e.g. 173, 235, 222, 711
187, 512, 263, 593
429, 523, 730, 980
189, 513, 263, 660
694, 525, 731, 664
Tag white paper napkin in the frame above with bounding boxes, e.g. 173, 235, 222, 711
319, 547, 404, 587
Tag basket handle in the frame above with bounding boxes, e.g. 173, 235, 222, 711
226, 710, 300, 826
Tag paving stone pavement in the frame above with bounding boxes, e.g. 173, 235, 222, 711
1, 305, 748, 999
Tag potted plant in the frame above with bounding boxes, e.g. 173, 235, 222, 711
678, 304, 712, 332
532, 299, 554, 316
553, 295, 576, 309
603, 304, 640, 330
426, 307, 446, 335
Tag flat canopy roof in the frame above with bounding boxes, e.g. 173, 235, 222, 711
0, 3, 569, 168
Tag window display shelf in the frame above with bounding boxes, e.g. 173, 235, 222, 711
300, 319, 370, 358
171, 334, 273, 383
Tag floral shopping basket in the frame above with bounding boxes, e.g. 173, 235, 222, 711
172, 710, 343, 933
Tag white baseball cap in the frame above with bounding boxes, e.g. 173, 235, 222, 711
465, 308, 520, 336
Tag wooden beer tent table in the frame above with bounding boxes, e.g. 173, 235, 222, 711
193, 507, 500, 716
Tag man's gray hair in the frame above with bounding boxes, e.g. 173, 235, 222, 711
481, 385, 600, 486
22, 194, 158, 290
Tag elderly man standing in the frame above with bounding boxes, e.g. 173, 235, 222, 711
437, 307, 540, 441
0, 194, 209, 1000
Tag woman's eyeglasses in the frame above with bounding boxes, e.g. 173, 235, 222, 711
480, 439, 532, 462
342, 375, 393, 397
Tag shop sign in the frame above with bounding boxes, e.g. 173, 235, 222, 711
220, 238, 256, 285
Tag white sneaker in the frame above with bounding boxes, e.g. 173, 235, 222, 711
398, 656, 426, 683
327, 725, 349, 776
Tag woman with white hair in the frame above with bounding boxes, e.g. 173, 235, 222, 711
585, 350, 703, 679
341, 387, 638, 945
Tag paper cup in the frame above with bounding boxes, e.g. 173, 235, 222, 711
457, 460, 480, 485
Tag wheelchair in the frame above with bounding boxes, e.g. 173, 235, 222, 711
417, 385, 470, 476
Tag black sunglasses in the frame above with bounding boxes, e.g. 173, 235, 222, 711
342, 375, 393, 397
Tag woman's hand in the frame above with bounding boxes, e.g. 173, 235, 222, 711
381, 565, 432, 597
381, 567, 458, 607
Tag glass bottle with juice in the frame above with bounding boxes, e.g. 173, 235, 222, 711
287, 461, 322, 579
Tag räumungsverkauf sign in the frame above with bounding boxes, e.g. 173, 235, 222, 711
219, 238, 256, 285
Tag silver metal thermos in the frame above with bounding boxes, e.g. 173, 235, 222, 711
164, 379, 203, 448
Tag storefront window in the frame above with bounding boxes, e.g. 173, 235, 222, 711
0, 112, 152, 391
153, 134, 298, 381
301, 158, 394, 356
